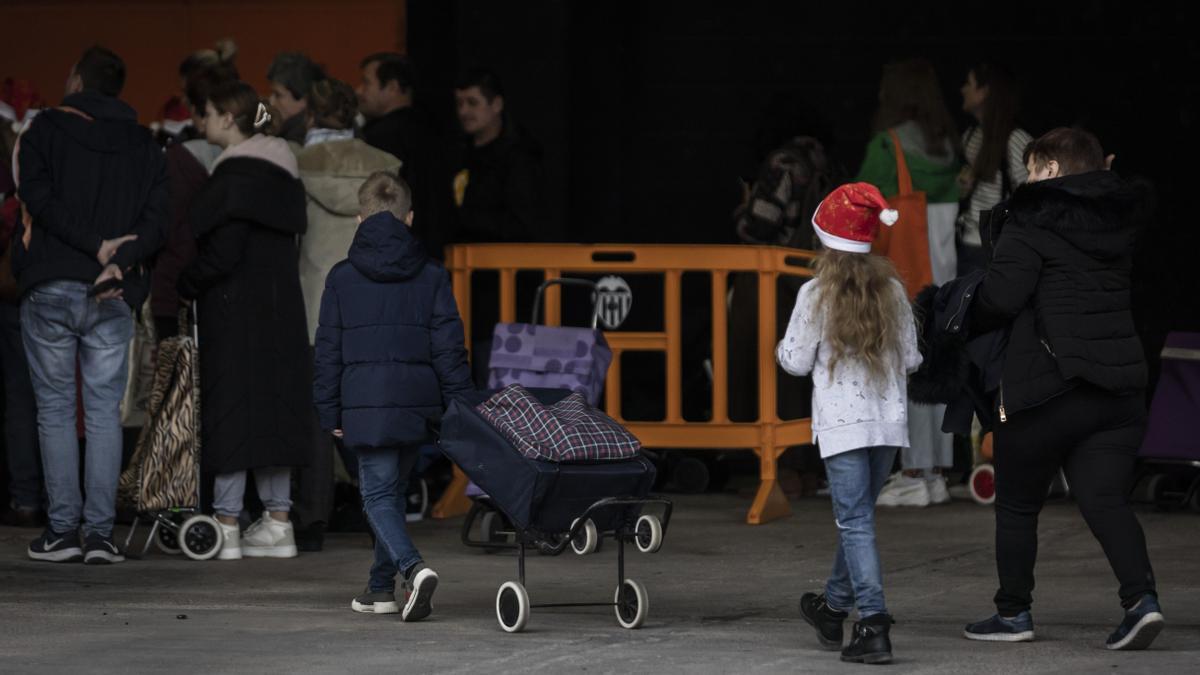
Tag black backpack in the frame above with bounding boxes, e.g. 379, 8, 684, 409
735, 136, 836, 250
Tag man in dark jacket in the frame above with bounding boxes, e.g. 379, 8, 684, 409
962, 128, 1163, 650
450, 68, 548, 245
14, 46, 167, 564
357, 53, 444, 258
314, 171, 471, 621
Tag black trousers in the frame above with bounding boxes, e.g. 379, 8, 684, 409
993, 384, 1156, 614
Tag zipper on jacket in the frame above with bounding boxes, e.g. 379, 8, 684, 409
945, 290, 972, 332
1040, 339, 1056, 356
998, 381, 1008, 423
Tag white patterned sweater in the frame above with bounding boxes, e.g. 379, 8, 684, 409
776, 278, 923, 458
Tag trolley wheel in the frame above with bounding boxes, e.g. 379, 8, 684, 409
155, 520, 182, 555
969, 464, 996, 505
634, 514, 663, 554
178, 515, 223, 561
614, 578, 649, 629
496, 581, 530, 633
570, 518, 599, 555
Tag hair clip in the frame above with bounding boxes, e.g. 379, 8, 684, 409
253, 102, 272, 129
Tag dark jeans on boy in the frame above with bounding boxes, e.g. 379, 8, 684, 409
993, 383, 1156, 615
1, 302, 42, 511
357, 445, 424, 592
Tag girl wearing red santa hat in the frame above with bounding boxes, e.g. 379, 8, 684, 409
777, 182, 922, 665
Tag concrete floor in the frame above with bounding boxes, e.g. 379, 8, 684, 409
0, 493, 1196, 674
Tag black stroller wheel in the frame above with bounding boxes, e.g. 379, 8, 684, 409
634, 515, 663, 553
496, 581, 530, 633
178, 515, 223, 561
155, 520, 182, 555
614, 579, 648, 629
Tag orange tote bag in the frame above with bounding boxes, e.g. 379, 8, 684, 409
871, 130, 933, 299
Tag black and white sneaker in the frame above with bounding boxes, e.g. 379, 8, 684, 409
83, 534, 125, 565
28, 528, 83, 563
351, 589, 400, 614
401, 563, 438, 622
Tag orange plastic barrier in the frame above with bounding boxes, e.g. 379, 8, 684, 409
431, 244, 815, 525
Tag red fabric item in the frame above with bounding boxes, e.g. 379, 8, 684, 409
812, 182, 898, 253
1, 78, 44, 121
161, 95, 190, 122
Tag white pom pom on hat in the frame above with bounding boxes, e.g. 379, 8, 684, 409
879, 208, 899, 226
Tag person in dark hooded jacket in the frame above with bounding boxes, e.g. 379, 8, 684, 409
177, 81, 311, 562
962, 128, 1164, 650
16, 46, 167, 565
314, 171, 471, 620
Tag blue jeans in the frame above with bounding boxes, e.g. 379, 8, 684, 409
21, 281, 132, 538
824, 446, 898, 618
357, 445, 423, 593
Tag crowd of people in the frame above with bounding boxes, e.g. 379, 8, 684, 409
0, 41, 1166, 663
0, 42, 548, 551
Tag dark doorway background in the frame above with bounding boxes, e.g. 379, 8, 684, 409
408, 0, 1198, 385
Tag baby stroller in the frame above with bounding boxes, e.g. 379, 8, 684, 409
1136, 332, 1200, 510
438, 386, 672, 633
119, 308, 223, 560
461, 278, 613, 549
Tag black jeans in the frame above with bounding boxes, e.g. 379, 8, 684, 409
1, 302, 42, 509
993, 384, 1156, 614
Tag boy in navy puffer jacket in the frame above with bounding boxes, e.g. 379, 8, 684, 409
314, 171, 472, 620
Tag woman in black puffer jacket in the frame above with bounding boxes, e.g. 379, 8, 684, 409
961, 128, 1164, 650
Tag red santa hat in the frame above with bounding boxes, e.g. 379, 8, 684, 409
811, 182, 898, 253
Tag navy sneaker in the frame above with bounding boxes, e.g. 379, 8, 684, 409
1106, 595, 1165, 651
963, 611, 1035, 642
28, 528, 83, 563
83, 533, 125, 565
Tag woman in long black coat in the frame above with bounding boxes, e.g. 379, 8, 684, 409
177, 81, 311, 560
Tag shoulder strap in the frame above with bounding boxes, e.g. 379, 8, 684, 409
888, 129, 913, 196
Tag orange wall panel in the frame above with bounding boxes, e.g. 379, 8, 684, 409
0, 0, 406, 123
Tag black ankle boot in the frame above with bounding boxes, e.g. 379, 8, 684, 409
841, 613, 893, 665
799, 592, 848, 650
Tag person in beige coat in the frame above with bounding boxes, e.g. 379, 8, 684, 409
297, 79, 403, 342
292, 78, 402, 549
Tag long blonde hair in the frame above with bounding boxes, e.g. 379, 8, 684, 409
813, 250, 909, 384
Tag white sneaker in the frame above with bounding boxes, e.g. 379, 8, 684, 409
241, 513, 298, 558
927, 474, 951, 504
876, 474, 932, 507
217, 521, 242, 560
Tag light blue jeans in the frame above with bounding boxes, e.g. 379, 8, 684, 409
824, 446, 898, 618
21, 280, 132, 538
212, 467, 292, 519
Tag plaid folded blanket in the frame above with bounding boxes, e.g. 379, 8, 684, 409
476, 384, 641, 462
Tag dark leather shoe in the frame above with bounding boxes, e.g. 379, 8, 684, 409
799, 592, 848, 650
841, 613, 894, 665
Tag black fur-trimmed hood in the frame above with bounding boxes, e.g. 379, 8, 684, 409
1006, 171, 1147, 260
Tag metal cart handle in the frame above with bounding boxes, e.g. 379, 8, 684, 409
530, 278, 602, 329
